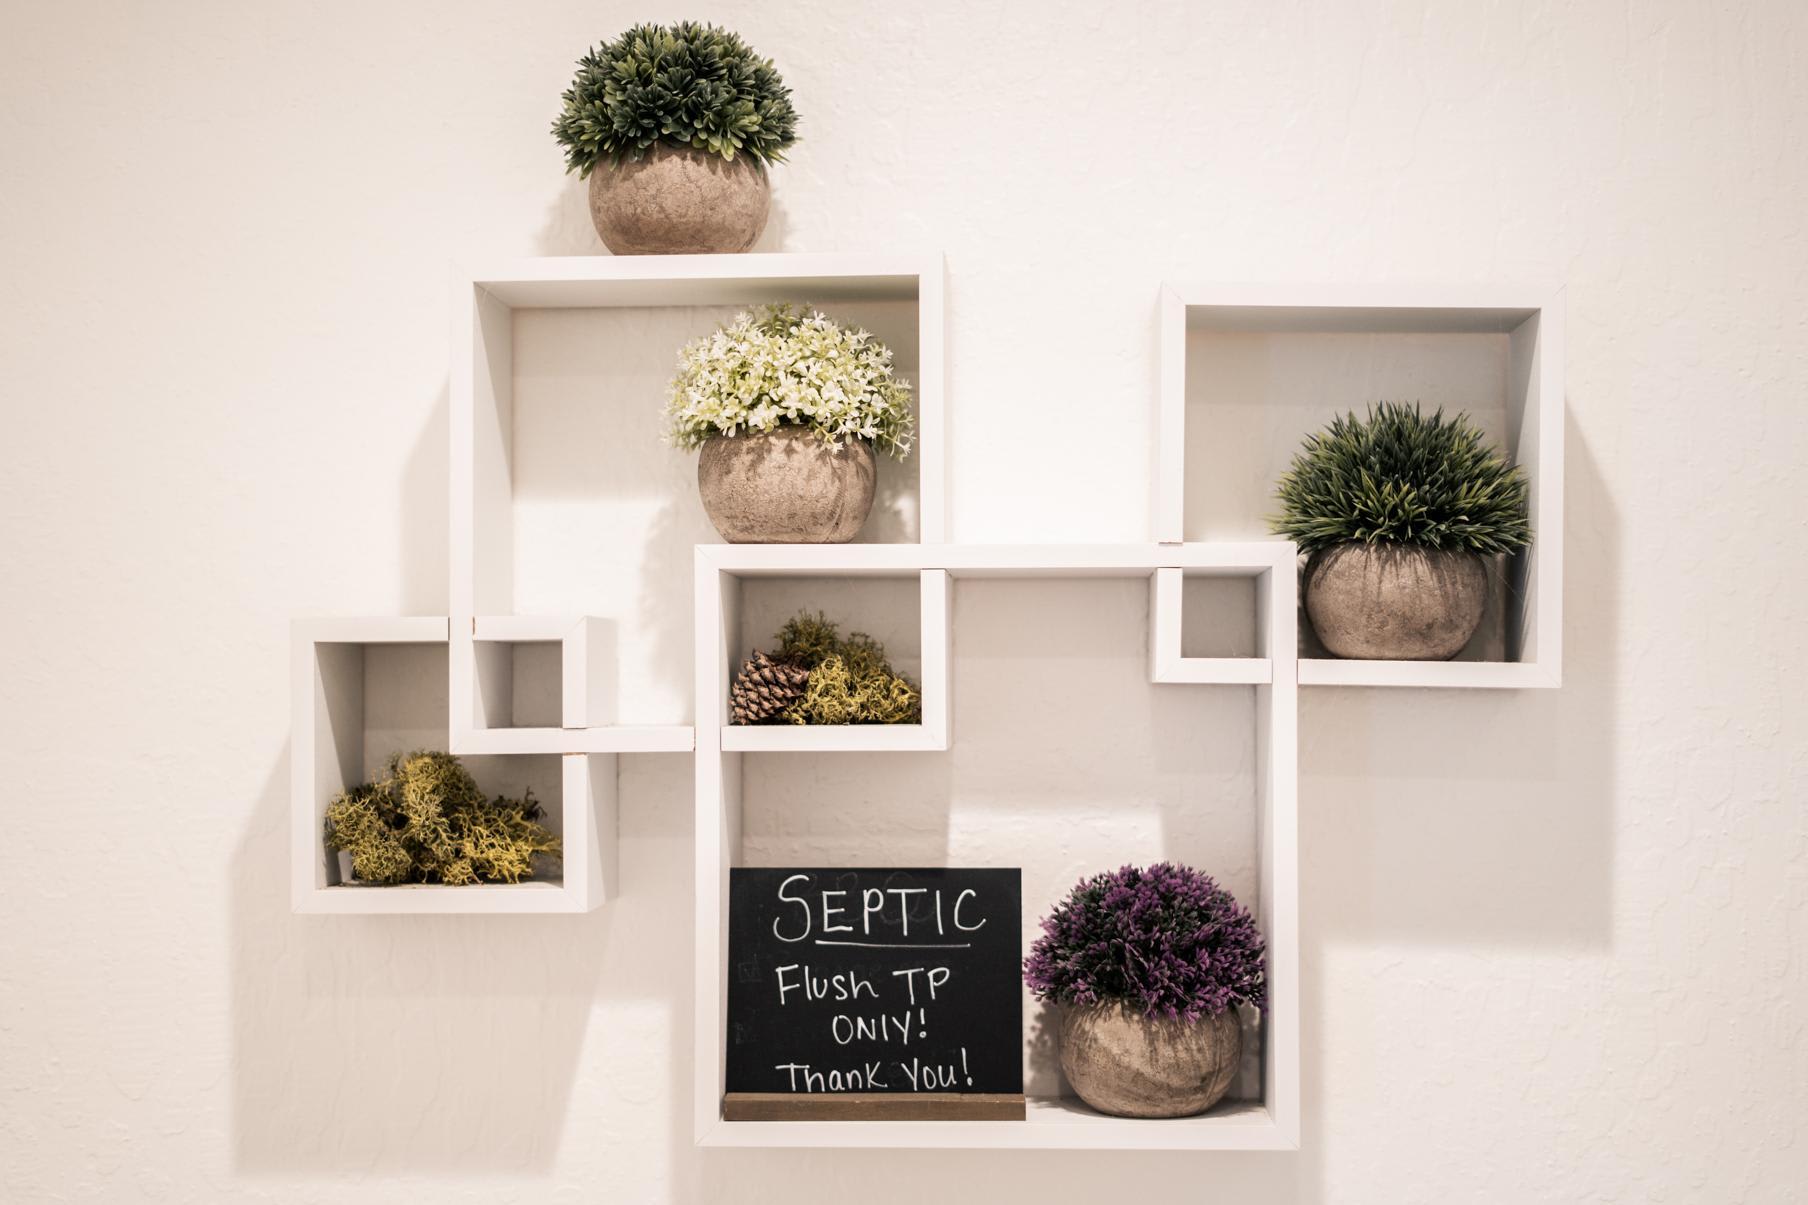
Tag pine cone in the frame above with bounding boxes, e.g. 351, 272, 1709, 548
729, 651, 809, 725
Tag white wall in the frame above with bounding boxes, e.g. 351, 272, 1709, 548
2, 1, 1804, 1201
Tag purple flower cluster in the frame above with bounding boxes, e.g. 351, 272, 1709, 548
1024, 863, 1267, 1022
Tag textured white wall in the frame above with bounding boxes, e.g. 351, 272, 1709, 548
3, 1, 1805, 1201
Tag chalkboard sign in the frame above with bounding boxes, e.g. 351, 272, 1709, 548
725, 867, 1024, 1121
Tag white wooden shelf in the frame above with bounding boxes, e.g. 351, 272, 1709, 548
693, 543, 1300, 1150
1158, 283, 1565, 689
451, 614, 695, 754
698, 1097, 1288, 1151
701, 547, 952, 753
1149, 565, 1278, 685
290, 252, 1571, 1150
449, 252, 947, 749
450, 253, 946, 567
290, 617, 616, 913
459, 252, 934, 312
696, 540, 1289, 576
1297, 657, 1557, 689
720, 724, 945, 752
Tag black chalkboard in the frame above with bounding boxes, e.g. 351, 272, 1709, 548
726, 868, 1023, 1117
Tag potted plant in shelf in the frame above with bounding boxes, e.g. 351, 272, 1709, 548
552, 22, 799, 255
323, 751, 560, 886
1026, 863, 1266, 1118
1272, 402, 1532, 661
667, 304, 914, 543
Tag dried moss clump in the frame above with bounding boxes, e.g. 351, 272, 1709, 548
774, 612, 922, 725
323, 751, 561, 886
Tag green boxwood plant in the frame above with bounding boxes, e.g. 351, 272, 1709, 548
552, 22, 799, 174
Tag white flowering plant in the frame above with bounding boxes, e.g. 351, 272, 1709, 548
665, 305, 914, 458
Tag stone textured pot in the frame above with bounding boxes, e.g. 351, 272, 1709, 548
1304, 542, 1488, 660
587, 144, 770, 255
697, 426, 875, 544
1060, 1001, 1241, 1118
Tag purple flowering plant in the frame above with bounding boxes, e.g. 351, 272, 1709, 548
1024, 863, 1267, 1022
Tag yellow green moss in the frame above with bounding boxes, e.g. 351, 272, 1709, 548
775, 612, 922, 725
323, 751, 561, 886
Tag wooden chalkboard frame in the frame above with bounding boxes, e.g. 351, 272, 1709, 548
723, 1092, 1024, 1122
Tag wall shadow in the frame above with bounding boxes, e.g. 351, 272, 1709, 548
1302, 410, 1617, 950
229, 752, 613, 1175
749, 194, 792, 254
399, 387, 448, 615
537, 174, 600, 257
231, 750, 701, 1197
1287, 409, 1616, 1204
610, 752, 705, 1202
639, 497, 700, 726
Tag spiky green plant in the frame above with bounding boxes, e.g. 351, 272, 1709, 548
552, 22, 799, 174
1271, 403, 1532, 554
323, 751, 561, 886
774, 611, 922, 725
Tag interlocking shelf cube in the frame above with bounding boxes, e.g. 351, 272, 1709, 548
691, 542, 1300, 1149
701, 550, 952, 753
1159, 284, 1565, 689
289, 617, 616, 913
452, 613, 694, 755
449, 252, 946, 758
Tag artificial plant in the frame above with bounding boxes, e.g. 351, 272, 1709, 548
666, 305, 914, 457
552, 22, 799, 174
323, 750, 560, 886
1271, 402, 1532, 554
1024, 863, 1267, 1022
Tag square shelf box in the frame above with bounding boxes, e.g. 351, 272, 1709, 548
290, 617, 616, 914
1157, 285, 1565, 689
696, 546, 951, 753
1147, 547, 1297, 685
451, 253, 947, 733
690, 545, 1299, 1149
449, 614, 694, 755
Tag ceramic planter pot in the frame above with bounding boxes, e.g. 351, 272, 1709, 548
1304, 542, 1488, 660
587, 144, 770, 255
697, 426, 875, 544
1060, 1001, 1241, 1118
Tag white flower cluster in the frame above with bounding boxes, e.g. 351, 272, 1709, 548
665, 305, 914, 458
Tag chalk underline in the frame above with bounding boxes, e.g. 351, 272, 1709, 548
813, 933, 969, 940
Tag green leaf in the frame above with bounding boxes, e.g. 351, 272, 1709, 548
551, 21, 800, 173
1269, 402, 1531, 555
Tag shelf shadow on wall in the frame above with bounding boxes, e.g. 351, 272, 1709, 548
399, 387, 448, 615
508, 302, 725, 726
228, 752, 614, 1176
231, 752, 705, 1193
1300, 410, 1616, 950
